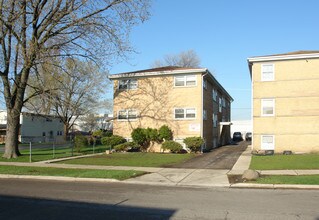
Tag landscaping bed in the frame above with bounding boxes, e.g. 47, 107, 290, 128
58, 152, 197, 167
0, 165, 145, 180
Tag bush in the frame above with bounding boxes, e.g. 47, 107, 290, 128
159, 125, 173, 141
162, 140, 183, 153
184, 137, 204, 152
74, 134, 88, 152
145, 128, 159, 142
131, 128, 148, 147
114, 142, 140, 152
101, 135, 126, 147
92, 130, 113, 138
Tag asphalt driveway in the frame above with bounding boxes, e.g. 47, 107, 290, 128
169, 141, 249, 169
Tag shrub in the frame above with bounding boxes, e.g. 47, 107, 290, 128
159, 125, 173, 141
184, 137, 204, 152
101, 135, 126, 147
131, 128, 148, 147
74, 134, 88, 152
114, 142, 140, 152
145, 128, 159, 142
162, 140, 183, 153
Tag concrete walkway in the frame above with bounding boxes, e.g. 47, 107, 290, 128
0, 145, 319, 190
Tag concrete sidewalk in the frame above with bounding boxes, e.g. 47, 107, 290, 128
0, 145, 319, 189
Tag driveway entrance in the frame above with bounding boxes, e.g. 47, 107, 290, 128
169, 141, 249, 169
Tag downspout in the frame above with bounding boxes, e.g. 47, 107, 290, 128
201, 71, 208, 152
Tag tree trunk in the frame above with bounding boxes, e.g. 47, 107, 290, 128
3, 110, 21, 158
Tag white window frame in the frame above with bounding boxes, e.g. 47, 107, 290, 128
261, 64, 274, 81
117, 109, 138, 121
174, 75, 197, 87
174, 107, 196, 120
118, 79, 138, 90
261, 99, 275, 116
261, 135, 275, 150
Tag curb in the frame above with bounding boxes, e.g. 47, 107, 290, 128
230, 183, 319, 190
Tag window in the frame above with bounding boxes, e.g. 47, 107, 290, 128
212, 113, 218, 127
174, 138, 186, 149
261, 99, 275, 116
203, 109, 207, 120
212, 89, 217, 101
174, 75, 196, 87
261, 135, 275, 150
261, 64, 274, 81
174, 108, 196, 119
118, 109, 138, 120
219, 98, 222, 112
119, 79, 138, 90
203, 79, 207, 89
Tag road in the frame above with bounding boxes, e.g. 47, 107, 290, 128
169, 141, 249, 169
0, 178, 318, 219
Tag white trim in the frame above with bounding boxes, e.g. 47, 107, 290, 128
251, 66, 254, 151
248, 53, 319, 63
261, 135, 275, 150
261, 99, 275, 116
173, 107, 197, 120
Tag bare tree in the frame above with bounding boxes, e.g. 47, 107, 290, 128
151, 50, 201, 68
0, 0, 150, 158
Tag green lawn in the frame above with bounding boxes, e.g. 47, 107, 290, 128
0, 165, 145, 180
0, 145, 110, 162
255, 175, 319, 185
59, 152, 197, 167
250, 154, 319, 170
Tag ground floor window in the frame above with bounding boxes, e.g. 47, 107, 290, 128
174, 108, 196, 119
118, 109, 138, 120
261, 135, 275, 150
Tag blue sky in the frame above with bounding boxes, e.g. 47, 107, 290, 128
109, 0, 319, 120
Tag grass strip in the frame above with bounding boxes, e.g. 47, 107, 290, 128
250, 154, 319, 170
0, 165, 145, 180
255, 175, 319, 185
58, 152, 196, 167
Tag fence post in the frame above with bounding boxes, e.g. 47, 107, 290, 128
29, 142, 32, 163
71, 139, 74, 156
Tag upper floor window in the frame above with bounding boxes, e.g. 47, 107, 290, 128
212, 89, 217, 101
174, 75, 196, 87
203, 109, 207, 120
118, 109, 138, 120
119, 79, 138, 90
203, 79, 207, 89
174, 108, 196, 119
212, 113, 218, 127
219, 97, 222, 112
261, 99, 275, 116
261, 64, 274, 81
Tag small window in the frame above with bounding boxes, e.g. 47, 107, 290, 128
219, 98, 222, 112
212, 114, 218, 127
261, 64, 274, 81
203, 109, 207, 120
174, 108, 196, 119
203, 79, 207, 89
118, 109, 138, 120
174, 75, 197, 87
261, 99, 275, 116
212, 89, 217, 101
261, 135, 275, 150
119, 79, 138, 90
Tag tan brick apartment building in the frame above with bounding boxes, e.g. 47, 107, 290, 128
109, 66, 233, 150
248, 51, 319, 153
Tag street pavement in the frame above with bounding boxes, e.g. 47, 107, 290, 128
0, 143, 319, 190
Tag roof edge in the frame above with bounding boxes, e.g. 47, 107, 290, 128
247, 52, 319, 63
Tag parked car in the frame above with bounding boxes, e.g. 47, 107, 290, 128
232, 132, 243, 141
245, 132, 252, 141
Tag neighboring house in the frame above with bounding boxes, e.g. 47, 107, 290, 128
0, 111, 64, 143
109, 66, 233, 150
71, 114, 113, 132
248, 50, 319, 153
